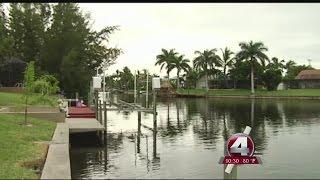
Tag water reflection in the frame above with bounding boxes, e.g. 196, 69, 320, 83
71, 96, 320, 179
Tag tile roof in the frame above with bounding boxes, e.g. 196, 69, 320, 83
295, 69, 320, 80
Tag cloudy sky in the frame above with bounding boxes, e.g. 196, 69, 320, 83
79, 3, 320, 76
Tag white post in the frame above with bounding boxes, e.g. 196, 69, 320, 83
146, 71, 149, 108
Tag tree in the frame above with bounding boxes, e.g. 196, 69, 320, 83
40, 3, 121, 97
23, 61, 35, 125
267, 57, 285, 73
171, 55, 190, 88
9, 3, 48, 66
193, 49, 221, 91
262, 68, 282, 91
33, 74, 60, 95
229, 59, 264, 89
285, 60, 296, 71
0, 3, 14, 63
155, 48, 178, 79
236, 41, 269, 94
119, 66, 134, 90
284, 64, 314, 80
220, 47, 234, 88
185, 69, 199, 89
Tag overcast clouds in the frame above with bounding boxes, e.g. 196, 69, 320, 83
80, 3, 320, 76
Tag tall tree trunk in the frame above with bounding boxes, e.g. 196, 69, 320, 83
177, 71, 180, 89
251, 60, 255, 94
205, 72, 209, 91
223, 66, 227, 89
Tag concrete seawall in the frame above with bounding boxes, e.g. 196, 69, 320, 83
41, 115, 105, 179
41, 123, 71, 179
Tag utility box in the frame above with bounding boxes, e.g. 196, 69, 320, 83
92, 76, 102, 89
152, 77, 161, 90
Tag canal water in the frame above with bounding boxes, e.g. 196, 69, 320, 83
70, 96, 320, 179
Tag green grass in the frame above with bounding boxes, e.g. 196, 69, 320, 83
0, 114, 56, 179
0, 92, 59, 107
177, 88, 320, 97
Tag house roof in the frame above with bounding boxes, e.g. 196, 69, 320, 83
295, 69, 320, 80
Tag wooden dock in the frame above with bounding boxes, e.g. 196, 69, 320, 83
66, 118, 105, 134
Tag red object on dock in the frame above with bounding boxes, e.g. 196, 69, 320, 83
68, 107, 95, 118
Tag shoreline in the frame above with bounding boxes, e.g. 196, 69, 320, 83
176, 93, 320, 100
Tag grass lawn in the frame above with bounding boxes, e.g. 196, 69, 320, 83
0, 92, 59, 107
177, 88, 320, 97
0, 114, 56, 179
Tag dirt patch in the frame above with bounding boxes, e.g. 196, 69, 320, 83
20, 143, 49, 178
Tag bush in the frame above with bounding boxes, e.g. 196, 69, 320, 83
32, 75, 59, 95
262, 68, 282, 91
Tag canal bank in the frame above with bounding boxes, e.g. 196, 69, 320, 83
0, 114, 56, 179
176, 88, 320, 100
177, 94, 320, 100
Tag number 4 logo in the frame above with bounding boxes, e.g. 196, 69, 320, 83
230, 136, 249, 156
227, 133, 255, 157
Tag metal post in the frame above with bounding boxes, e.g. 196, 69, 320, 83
99, 100, 102, 124
152, 89, 157, 158
104, 100, 107, 133
137, 111, 141, 153
146, 72, 149, 108
94, 91, 98, 119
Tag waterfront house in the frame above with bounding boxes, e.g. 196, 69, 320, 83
295, 69, 320, 88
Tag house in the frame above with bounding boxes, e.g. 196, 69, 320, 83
0, 57, 27, 87
196, 75, 207, 89
295, 69, 320, 88
157, 78, 176, 97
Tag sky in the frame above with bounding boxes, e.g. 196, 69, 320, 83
80, 3, 320, 76
8, 3, 320, 77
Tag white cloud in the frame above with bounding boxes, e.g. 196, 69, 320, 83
78, 3, 320, 76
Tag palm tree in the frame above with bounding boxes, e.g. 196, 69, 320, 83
171, 55, 190, 88
185, 68, 199, 89
285, 60, 296, 71
236, 41, 269, 94
193, 49, 222, 91
155, 48, 178, 79
220, 47, 234, 88
269, 57, 285, 72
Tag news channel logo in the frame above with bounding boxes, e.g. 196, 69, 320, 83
219, 132, 262, 165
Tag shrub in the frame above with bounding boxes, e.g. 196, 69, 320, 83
262, 68, 282, 91
33, 75, 59, 95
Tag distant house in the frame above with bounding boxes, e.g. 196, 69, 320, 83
295, 69, 320, 88
196, 75, 207, 89
157, 78, 176, 97
196, 74, 221, 89
0, 57, 27, 87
